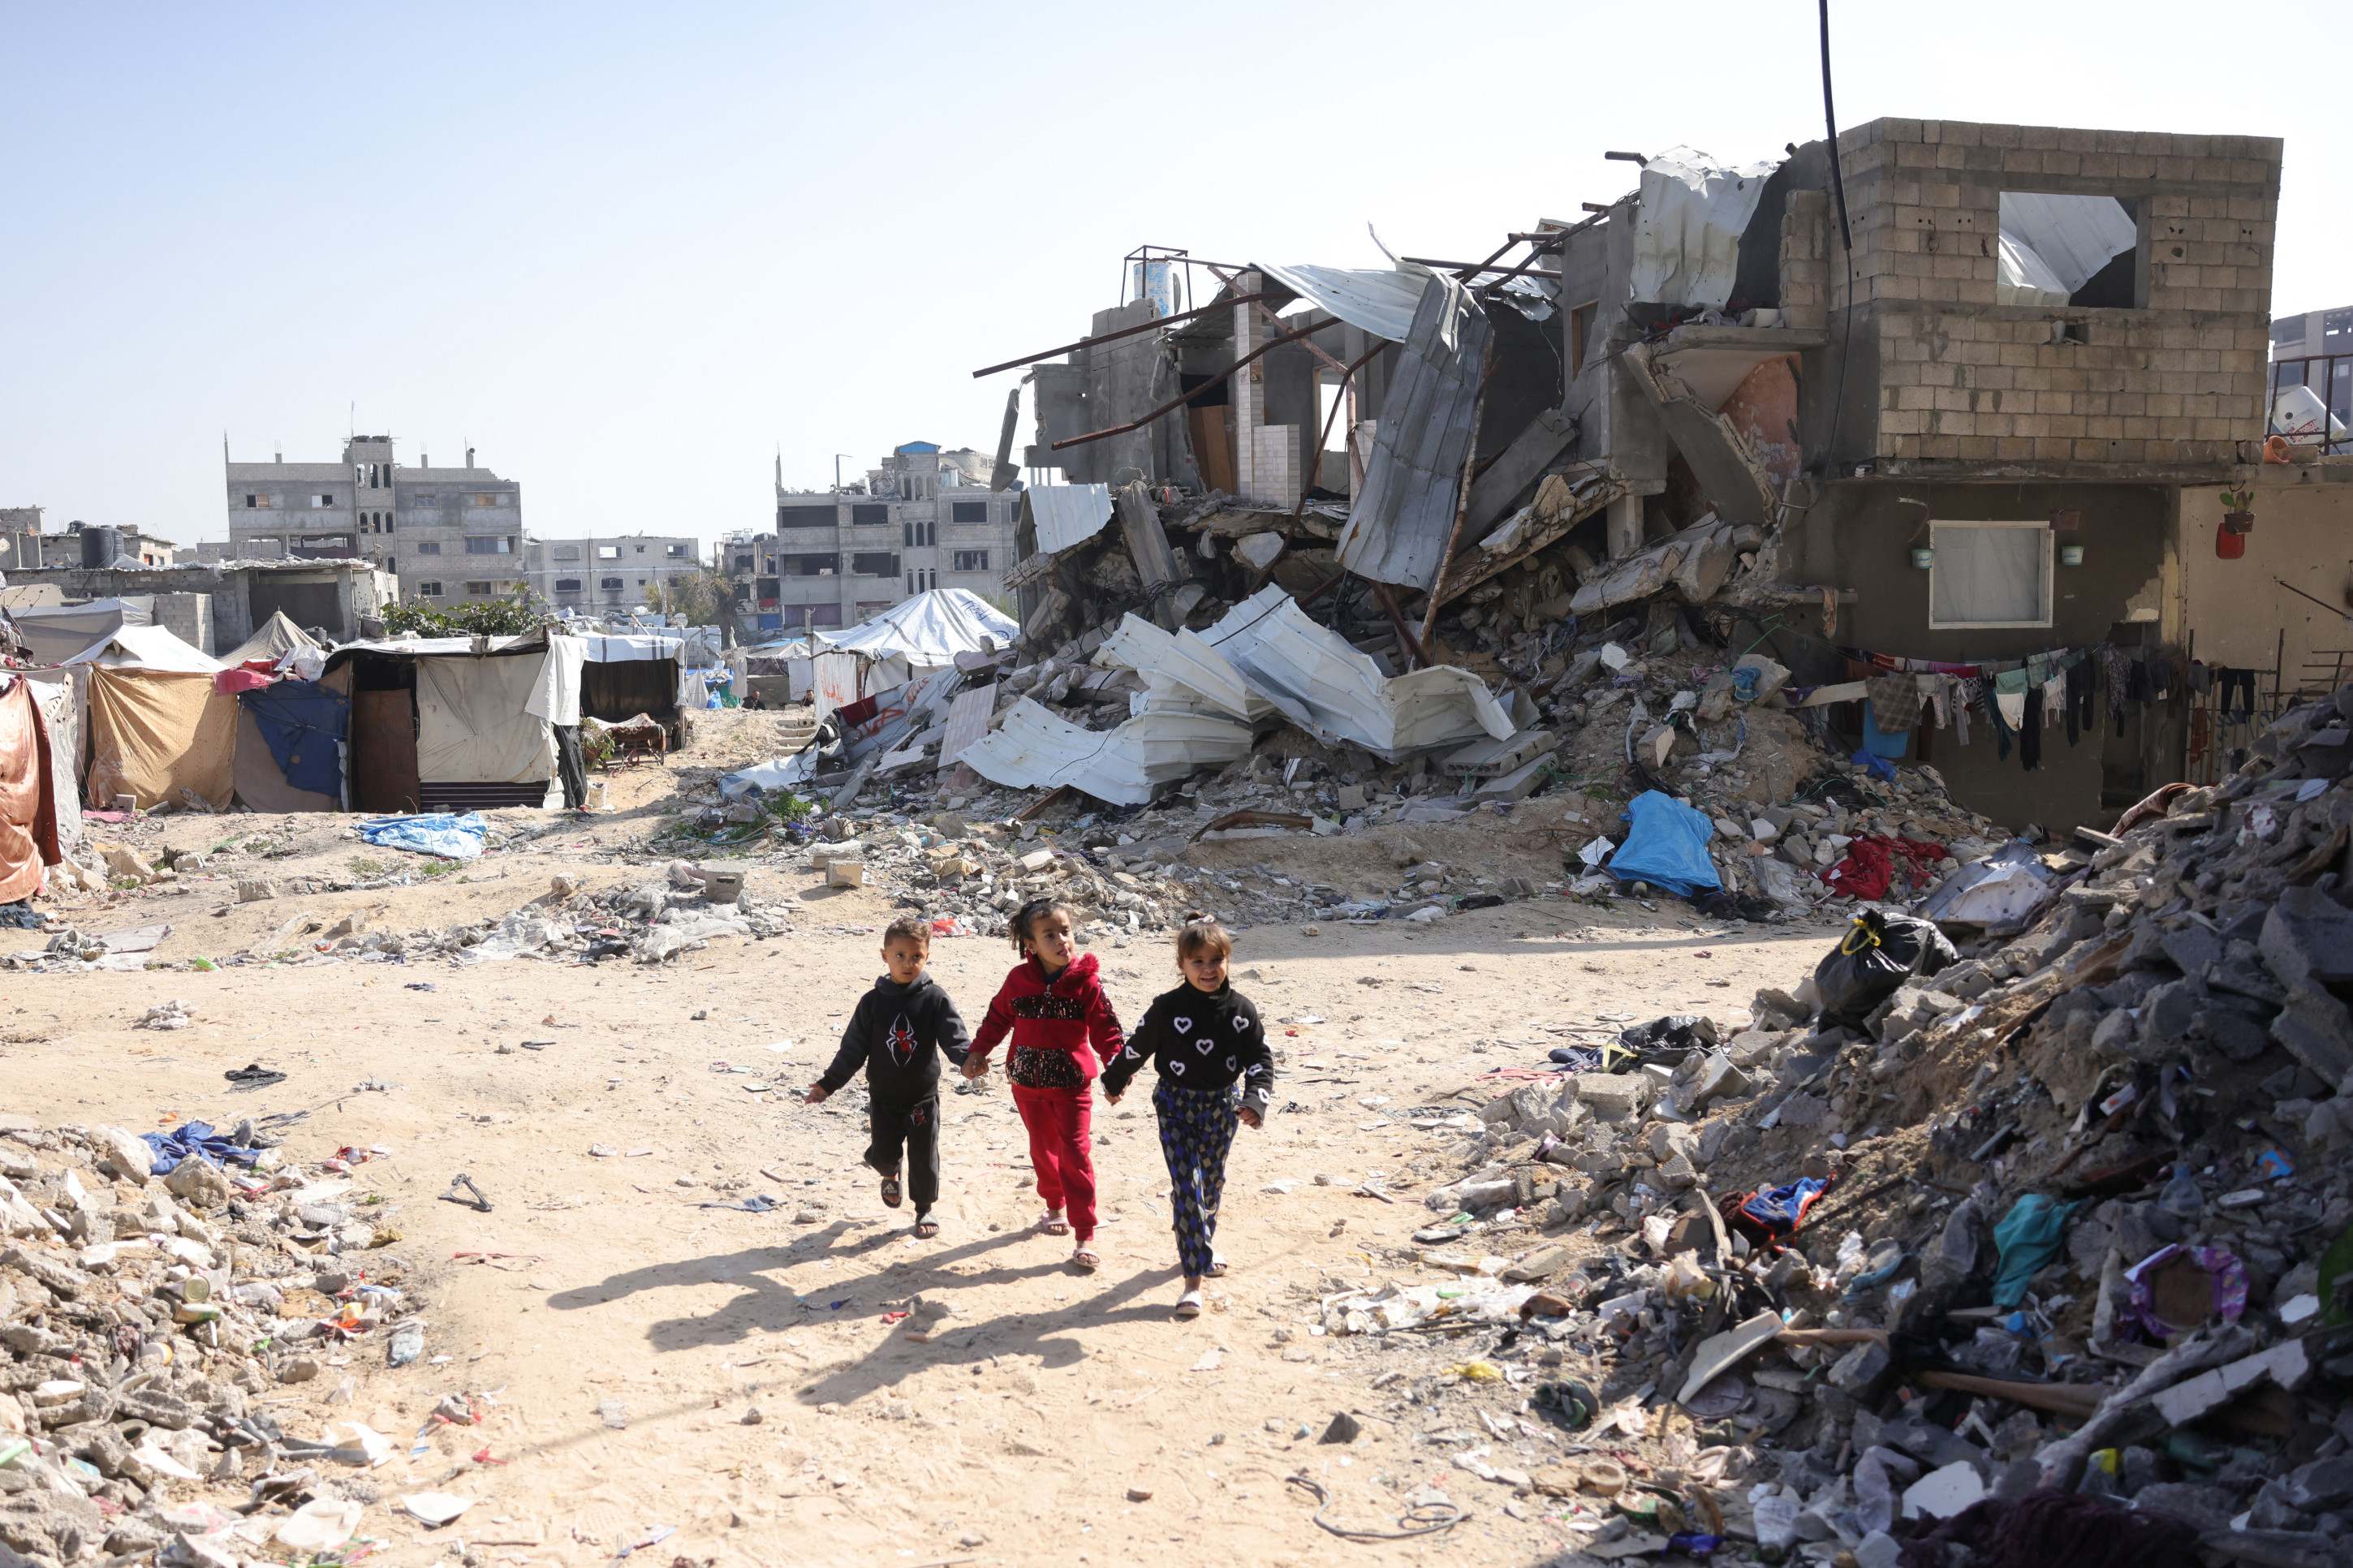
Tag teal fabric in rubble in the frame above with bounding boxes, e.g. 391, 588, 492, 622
1992, 1194, 2079, 1308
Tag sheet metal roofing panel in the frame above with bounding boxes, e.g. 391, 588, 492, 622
1019, 485, 1116, 555
1095, 613, 1274, 723
1200, 587, 1512, 761
1334, 275, 1491, 592
959, 698, 1252, 807
1630, 148, 1782, 309
1252, 263, 1430, 342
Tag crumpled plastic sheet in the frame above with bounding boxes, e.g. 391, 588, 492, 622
633, 911, 752, 963
359, 812, 489, 860
455, 913, 571, 965
140, 1120, 262, 1177
1321, 1279, 1536, 1336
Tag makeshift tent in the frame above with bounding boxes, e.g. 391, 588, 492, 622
324, 635, 566, 812
5, 598, 153, 666
58, 624, 237, 811
19, 672, 82, 856
223, 610, 322, 669
579, 632, 686, 744
808, 589, 1017, 718
0, 674, 62, 903
235, 682, 349, 811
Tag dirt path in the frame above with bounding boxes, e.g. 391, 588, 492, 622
4, 720, 1834, 1567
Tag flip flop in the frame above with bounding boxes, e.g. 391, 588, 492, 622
1038, 1211, 1071, 1237
1071, 1244, 1100, 1272
913, 1213, 939, 1238
880, 1174, 903, 1208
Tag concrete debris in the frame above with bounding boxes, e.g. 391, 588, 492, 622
1316, 678, 2353, 1563
2, 1120, 434, 1566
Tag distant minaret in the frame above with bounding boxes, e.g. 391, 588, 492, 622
774, 449, 782, 489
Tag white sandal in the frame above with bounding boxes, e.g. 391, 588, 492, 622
1038, 1209, 1071, 1237
1208, 1254, 1230, 1277
1071, 1243, 1100, 1272
1173, 1287, 1203, 1319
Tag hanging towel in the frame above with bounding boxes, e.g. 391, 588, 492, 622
2021, 684, 2045, 770
1867, 672, 1923, 732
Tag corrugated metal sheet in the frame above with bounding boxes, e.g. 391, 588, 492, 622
1630, 148, 1782, 309
1097, 612, 1274, 723
1252, 263, 1429, 342
1019, 484, 1116, 554
1198, 587, 1512, 761
959, 698, 1252, 807
1334, 275, 1491, 592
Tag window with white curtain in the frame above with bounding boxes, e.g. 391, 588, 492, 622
1929, 521, 2052, 629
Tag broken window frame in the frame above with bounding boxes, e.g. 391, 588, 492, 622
1927, 519, 2053, 631
1996, 190, 2146, 311
952, 549, 990, 572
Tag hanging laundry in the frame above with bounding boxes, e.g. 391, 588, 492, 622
2065, 657, 2097, 746
1866, 672, 1923, 731
2021, 684, 2044, 770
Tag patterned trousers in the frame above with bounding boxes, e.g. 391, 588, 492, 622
1153, 1079, 1239, 1279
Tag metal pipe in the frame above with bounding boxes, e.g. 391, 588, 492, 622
1049, 317, 1335, 452
1373, 582, 1435, 670
1398, 254, 1562, 286
972, 293, 1266, 379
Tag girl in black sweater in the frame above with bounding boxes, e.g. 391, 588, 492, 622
1100, 915, 1274, 1318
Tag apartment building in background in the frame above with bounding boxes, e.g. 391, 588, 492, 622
525, 534, 705, 616
2269, 303, 2351, 453
725, 442, 1018, 637
224, 436, 524, 605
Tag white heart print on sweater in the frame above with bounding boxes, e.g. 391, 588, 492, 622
1195, 1037, 1214, 1055
1173, 1016, 1192, 1035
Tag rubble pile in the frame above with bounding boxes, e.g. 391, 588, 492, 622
2, 1118, 428, 1567
1325, 681, 2353, 1565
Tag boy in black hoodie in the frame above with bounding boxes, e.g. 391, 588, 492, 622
807, 915, 971, 1237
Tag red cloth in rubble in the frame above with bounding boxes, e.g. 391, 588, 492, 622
1820, 834, 1950, 901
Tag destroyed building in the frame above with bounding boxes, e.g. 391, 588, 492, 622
983, 118, 2344, 835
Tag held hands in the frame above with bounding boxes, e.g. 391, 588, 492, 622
1237, 1106, 1263, 1130
804, 1085, 829, 1105
1103, 1088, 1123, 1105
959, 1056, 988, 1080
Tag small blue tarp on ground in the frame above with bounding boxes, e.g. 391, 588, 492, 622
359, 812, 489, 860
240, 681, 350, 797
1605, 790, 1721, 898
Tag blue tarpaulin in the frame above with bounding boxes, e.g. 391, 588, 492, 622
140, 1121, 262, 1177
241, 681, 349, 797
360, 812, 489, 859
1605, 790, 1722, 898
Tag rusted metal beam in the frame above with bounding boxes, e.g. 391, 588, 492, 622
1372, 582, 1435, 670
1049, 317, 1335, 452
972, 293, 1265, 380
1398, 254, 1563, 287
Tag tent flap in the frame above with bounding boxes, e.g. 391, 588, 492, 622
416, 655, 555, 785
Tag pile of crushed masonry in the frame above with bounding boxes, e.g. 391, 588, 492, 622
2, 1117, 455, 1567
1321, 679, 2353, 1566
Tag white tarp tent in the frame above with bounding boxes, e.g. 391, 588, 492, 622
807, 590, 1018, 720
7, 599, 160, 667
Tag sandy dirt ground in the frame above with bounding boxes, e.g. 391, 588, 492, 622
3, 713, 1838, 1568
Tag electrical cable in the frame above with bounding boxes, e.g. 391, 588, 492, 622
1819, 0, 1856, 477
1284, 1474, 1465, 1542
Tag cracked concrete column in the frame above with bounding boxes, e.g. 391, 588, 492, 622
1607, 494, 1644, 559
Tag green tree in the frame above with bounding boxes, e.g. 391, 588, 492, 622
381, 590, 550, 638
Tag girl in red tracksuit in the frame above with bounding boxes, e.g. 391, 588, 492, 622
963, 897, 1124, 1271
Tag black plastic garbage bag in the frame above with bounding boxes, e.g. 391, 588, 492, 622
1812, 909, 1958, 1027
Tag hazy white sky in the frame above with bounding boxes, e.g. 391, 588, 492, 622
3, 2, 2339, 551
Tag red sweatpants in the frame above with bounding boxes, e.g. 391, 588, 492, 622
1011, 1083, 1097, 1241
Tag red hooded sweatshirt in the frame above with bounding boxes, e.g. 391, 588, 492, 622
968, 951, 1126, 1087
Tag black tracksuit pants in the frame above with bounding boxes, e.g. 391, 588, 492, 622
864, 1092, 941, 1208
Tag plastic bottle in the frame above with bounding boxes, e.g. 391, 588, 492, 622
2158, 1162, 2204, 1221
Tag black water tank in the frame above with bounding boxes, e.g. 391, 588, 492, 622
80, 525, 122, 567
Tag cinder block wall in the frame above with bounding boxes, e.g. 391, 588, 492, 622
1830, 119, 2281, 467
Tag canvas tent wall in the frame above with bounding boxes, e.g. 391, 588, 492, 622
54, 623, 236, 812
324, 635, 569, 813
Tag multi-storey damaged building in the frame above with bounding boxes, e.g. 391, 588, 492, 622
993, 116, 2345, 831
